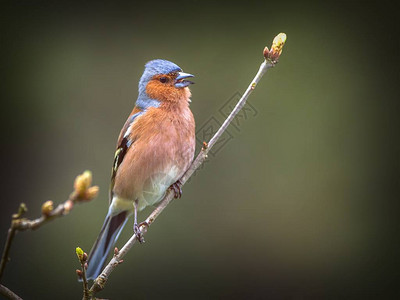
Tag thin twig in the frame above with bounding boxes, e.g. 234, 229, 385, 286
81, 259, 90, 300
0, 200, 77, 282
0, 284, 22, 300
0, 226, 17, 282
0, 171, 99, 294
0, 203, 27, 281
89, 33, 287, 297
75, 248, 90, 300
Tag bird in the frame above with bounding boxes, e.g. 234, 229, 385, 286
85, 59, 196, 280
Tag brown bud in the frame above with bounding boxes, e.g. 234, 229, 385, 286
41, 201, 54, 217
263, 46, 270, 59
114, 247, 119, 255
85, 186, 99, 201
84, 263, 88, 270
118, 260, 124, 264
83, 252, 88, 262
76, 269, 83, 277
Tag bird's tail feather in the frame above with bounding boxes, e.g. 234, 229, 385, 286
86, 210, 128, 280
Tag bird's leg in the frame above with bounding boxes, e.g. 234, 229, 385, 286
133, 200, 145, 244
170, 179, 183, 198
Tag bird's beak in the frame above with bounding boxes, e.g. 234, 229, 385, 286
175, 72, 195, 88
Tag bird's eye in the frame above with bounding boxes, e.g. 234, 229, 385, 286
159, 77, 168, 83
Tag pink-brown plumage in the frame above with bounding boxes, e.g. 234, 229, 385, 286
114, 87, 195, 208
86, 59, 195, 280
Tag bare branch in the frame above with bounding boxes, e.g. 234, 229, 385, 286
0, 225, 17, 283
90, 32, 287, 295
0, 171, 99, 284
0, 284, 22, 300
88, 33, 287, 297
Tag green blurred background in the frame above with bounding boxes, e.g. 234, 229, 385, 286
1, 1, 398, 299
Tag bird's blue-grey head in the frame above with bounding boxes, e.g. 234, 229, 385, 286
138, 60, 180, 94
136, 59, 194, 109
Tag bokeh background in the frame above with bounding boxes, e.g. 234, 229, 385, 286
1, 1, 398, 299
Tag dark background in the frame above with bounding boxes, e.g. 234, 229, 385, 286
0, 1, 399, 299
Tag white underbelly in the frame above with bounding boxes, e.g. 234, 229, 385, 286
110, 165, 181, 213
137, 165, 180, 210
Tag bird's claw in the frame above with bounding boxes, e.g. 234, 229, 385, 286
134, 221, 149, 244
170, 180, 183, 198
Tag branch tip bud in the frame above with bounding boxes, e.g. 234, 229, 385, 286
86, 186, 99, 200
76, 247, 84, 261
272, 33, 287, 50
13, 203, 28, 219
264, 32, 287, 63
41, 200, 54, 217
74, 170, 93, 197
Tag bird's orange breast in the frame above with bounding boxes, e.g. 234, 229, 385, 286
113, 100, 195, 204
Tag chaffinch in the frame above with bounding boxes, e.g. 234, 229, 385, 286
86, 59, 195, 280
